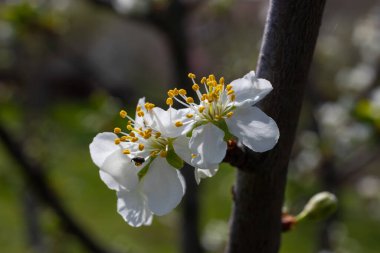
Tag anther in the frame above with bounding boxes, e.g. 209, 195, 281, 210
119, 110, 127, 118
226, 84, 232, 91
179, 89, 187, 96
120, 136, 128, 141
129, 132, 135, 137
227, 90, 234, 95
219, 77, 225, 85
114, 138, 121, 145
230, 94, 236, 101
173, 88, 179, 96
186, 113, 194, 118
167, 90, 175, 98
198, 106, 205, 113
136, 105, 142, 111
192, 84, 200, 91
131, 137, 139, 142
201, 77, 207, 84
138, 143, 145, 151
166, 98, 173, 106
155, 132, 161, 138
127, 125, 133, 131
191, 154, 197, 159
114, 127, 121, 134
175, 121, 183, 127
137, 111, 145, 117
227, 112, 234, 118
186, 97, 194, 103
123, 149, 131, 154
188, 73, 196, 79
160, 150, 167, 157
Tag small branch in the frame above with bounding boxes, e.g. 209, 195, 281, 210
0, 122, 116, 253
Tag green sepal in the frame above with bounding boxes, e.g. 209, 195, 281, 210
137, 158, 154, 180
212, 119, 235, 141
166, 147, 184, 169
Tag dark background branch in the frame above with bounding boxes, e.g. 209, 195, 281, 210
0, 122, 116, 253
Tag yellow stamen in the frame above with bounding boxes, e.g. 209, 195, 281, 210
198, 106, 205, 113
120, 136, 128, 141
219, 77, 225, 85
209, 74, 215, 81
160, 150, 167, 157
166, 98, 173, 106
114, 138, 121, 145
192, 84, 200, 91
155, 132, 161, 138
175, 121, 183, 127
201, 77, 207, 84
114, 127, 121, 134
138, 143, 144, 151
127, 125, 133, 131
201, 94, 207, 101
150, 151, 158, 158
191, 154, 197, 159
136, 105, 141, 111
167, 90, 175, 98
131, 137, 139, 142
186, 113, 194, 118
123, 149, 131, 154
173, 88, 179, 96
215, 115, 221, 120
230, 94, 236, 101
186, 97, 194, 103
227, 89, 234, 95
137, 111, 145, 117
119, 110, 127, 118
144, 102, 155, 111
227, 112, 234, 118
226, 84, 232, 91
179, 89, 187, 95
129, 132, 135, 137
188, 73, 196, 79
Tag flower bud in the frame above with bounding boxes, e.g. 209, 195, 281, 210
296, 192, 338, 222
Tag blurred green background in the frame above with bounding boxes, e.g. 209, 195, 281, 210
0, 0, 380, 253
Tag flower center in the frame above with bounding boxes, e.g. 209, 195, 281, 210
113, 102, 169, 166
166, 73, 236, 127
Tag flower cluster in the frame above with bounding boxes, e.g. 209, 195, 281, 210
89, 71, 279, 226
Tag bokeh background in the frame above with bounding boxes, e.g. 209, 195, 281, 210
0, 0, 380, 252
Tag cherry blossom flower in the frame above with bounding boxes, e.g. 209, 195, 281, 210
166, 71, 279, 182
89, 98, 190, 226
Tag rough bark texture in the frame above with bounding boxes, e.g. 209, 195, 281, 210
226, 1, 326, 253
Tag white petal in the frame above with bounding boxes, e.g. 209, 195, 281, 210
189, 124, 227, 169
99, 171, 121, 191
226, 106, 279, 152
194, 166, 219, 184
172, 136, 192, 165
117, 188, 153, 227
150, 107, 194, 138
230, 71, 273, 107
101, 150, 139, 190
89, 132, 119, 167
142, 157, 185, 216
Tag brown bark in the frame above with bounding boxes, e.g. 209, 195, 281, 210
225, 1, 326, 253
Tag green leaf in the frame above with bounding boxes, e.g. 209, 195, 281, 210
166, 149, 184, 169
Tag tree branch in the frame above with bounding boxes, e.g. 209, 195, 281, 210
225, 1, 326, 252
0, 122, 116, 253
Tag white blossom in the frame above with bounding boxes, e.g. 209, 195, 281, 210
165, 71, 279, 182
89, 98, 189, 226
